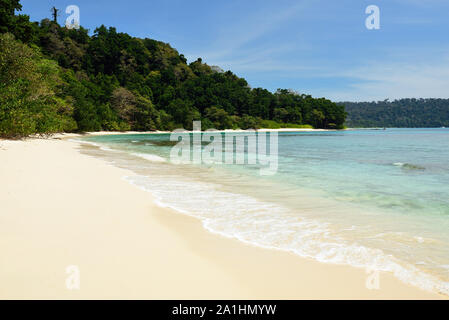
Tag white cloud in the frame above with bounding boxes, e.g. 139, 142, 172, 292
185, 0, 312, 64
324, 53, 449, 101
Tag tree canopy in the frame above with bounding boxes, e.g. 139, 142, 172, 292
343, 99, 449, 128
0, 0, 346, 138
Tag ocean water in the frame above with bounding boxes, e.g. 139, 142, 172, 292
80, 128, 449, 295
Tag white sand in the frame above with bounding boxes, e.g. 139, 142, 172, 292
0, 137, 445, 299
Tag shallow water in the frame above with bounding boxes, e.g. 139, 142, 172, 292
81, 128, 449, 295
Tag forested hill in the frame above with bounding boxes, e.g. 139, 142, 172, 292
0, 0, 346, 138
342, 99, 449, 128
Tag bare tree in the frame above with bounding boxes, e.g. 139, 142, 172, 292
51, 6, 59, 23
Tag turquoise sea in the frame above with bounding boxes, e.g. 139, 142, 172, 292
80, 128, 449, 295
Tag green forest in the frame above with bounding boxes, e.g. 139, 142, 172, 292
343, 99, 449, 128
0, 0, 346, 138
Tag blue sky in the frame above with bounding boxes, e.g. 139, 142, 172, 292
20, 0, 449, 101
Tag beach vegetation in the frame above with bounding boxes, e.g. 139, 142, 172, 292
0, 32, 76, 138
0, 0, 347, 138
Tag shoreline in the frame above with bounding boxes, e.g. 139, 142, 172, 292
0, 136, 446, 299
53, 127, 339, 138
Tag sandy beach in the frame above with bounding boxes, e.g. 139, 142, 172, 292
0, 135, 445, 299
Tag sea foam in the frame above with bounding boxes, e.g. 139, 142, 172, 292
124, 174, 449, 296
131, 153, 167, 163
